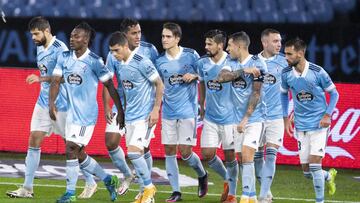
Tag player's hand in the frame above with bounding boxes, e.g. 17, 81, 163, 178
26, 74, 40, 84
284, 116, 294, 137
116, 110, 125, 129
243, 67, 260, 77
199, 106, 205, 120
237, 117, 248, 133
49, 105, 57, 121
319, 113, 331, 128
182, 73, 198, 83
148, 108, 159, 127
105, 111, 114, 125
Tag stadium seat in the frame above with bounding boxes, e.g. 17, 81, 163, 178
286, 11, 314, 23
231, 9, 258, 23
304, 0, 333, 22
224, 0, 250, 13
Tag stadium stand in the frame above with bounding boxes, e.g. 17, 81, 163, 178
0, 0, 357, 22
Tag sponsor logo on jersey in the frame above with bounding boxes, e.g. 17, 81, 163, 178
232, 77, 247, 89
263, 73, 276, 84
207, 80, 222, 92
67, 74, 82, 85
296, 90, 314, 102
122, 80, 134, 90
169, 74, 184, 86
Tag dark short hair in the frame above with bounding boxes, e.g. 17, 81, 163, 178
28, 16, 50, 31
284, 37, 307, 52
74, 22, 96, 46
261, 28, 280, 38
120, 18, 139, 33
163, 22, 182, 39
109, 31, 128, 46
229, 31, 250, 47
204, 29, 227, 47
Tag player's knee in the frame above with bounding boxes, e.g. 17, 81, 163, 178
201, 150, 215, 162
29, 132, 45, 148
105, 140, 118, 151
65, 142, 80, 159
179, 146, 192, 158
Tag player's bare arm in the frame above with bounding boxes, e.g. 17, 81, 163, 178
237, 81, 262, 133
103, 79, 125, 129
49, 76, 62, 121
149, 77, 164, 127
102, 86, 113, 124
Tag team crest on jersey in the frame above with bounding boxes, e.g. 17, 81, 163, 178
207, 80, 222, 92
232, 77, 247, 89
122, 80, 134, 90
183, 65, 191, 71
296, 90, 314, 102
38, 64, 47, 74
169, 74, 184, 86
263, 74, 276, 84
67, 73, 82, 85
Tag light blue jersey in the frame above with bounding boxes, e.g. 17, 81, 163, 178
281, 61, 336, 131
53, 49, 112, 126
105, 41, 158, 111
36, 36, 68, 111
223, 55, 267, 124
258, 53, 288, 120
116, 52, 159, 122
197, 52, 235, 125
156, 47, 199, 120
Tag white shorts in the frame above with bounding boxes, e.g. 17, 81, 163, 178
161, 118, 197, 146
30, 104, 66, 137
296, 128, 329, 164
105, 112, 126, 136
234, 122, 264, 153
200, 119, 235, 150
65, 122, 95, 146
125, 120, 155, 150
259, 119, 285, 147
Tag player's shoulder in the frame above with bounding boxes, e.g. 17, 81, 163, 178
62, 50, 71, 57
281, 66, 292, 74
183, 47, 196, 55
133, 53, 144, 62
251, 54, 260, 61
89, 52, 101, 60
155, 52, 166, 61
308, 62, 322, 72
140, 41, 155, 48
197, 54, 209, 62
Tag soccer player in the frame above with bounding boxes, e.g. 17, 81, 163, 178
155, 22, 208, 202
49, 22, 124, 203
254, 28, 288, 202
281, 38, 339, 203
217, 31, 266, 203
108, 31, 163, 203
197, 29, 238, 203
5, 16, 69, 199
102, 18, 159, 197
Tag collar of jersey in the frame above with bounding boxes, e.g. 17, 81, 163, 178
165, 46, 183, 61
122, 48, 136, 65
210, 51, 227, 65
292, 60, 309, 78
240, 54, 252, 66
258, 51, 276, 61
72, 48, 90, 60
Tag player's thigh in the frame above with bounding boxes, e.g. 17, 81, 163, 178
242, 122, 264, 150
220, 123, 235, 150
309, 129, 328, 158
264, 119, 285, 147
30, 104, 53, 136
297, 131, 310, 164
234, 124, 245, 153
125, 120, 151, 150
105, 111, 126, 136
65, 122, 95, 147
52, 110, 67, 138
161, 119, 178, 145
201, 119, 221, 149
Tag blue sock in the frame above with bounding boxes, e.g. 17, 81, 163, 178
208, 155, 227, 180
144, 151, 153, 173
166, 155, 180, 192
128, 153, 152, 187
254, 150, 264, 184
226, 160, 239, 196
66, 159, 80, 193
259, 147, 277, 198
310, 163, 324, 203
24, 147, 41, 189
242, 162, 255, 197
109, 146, 132, 178
182, 152, 206, 177
81, 169, 96, 186
80, 155, 108, 181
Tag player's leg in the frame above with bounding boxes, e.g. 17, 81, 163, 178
178, 118, 207, 198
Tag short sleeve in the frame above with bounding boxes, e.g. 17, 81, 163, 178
93, 57, 111, 83
139, 58, 160, 82
53, 53, 64, 77
105, 52, 115, 77
196, 60, 204, 81
280, 72, 289, 93
319, 69, 335, 92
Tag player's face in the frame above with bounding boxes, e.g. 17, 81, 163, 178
70, 28, 88, 51
125, 24, 141, 49
30, 28, 47, 46
264, 33, 282, 55
284, 46, 302, 66
205, 38, 221, 57
162, 28, 180, 50
226, 39, 240, 59
110, 44, 127, 61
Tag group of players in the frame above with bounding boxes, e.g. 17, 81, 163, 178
5, 16, 339, 203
